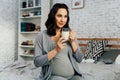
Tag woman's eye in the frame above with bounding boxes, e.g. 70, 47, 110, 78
56, 14, 68, 18
57, 14, 62, 17
64, 15, 67, 18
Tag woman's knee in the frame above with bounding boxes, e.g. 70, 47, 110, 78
70, 75, 83, 80
49, 75, 67, 80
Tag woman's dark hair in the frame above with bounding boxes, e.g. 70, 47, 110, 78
45, 3, 70, 36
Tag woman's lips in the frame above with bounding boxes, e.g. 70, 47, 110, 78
59, 23, 64, 25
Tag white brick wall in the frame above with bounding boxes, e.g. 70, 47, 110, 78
53, 0, 120, 38
0, 0, 18, 62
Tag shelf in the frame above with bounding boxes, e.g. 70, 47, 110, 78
19, 54, 34, 57
18, 0, 50, 61
20, 45, 34, 48
20, 31, 40, 34
20, 15, 41, 19
20, 6, 41, 10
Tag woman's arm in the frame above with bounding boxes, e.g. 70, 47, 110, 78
34, 33, 49, 67
69, 28, 78, 53
69, 29, 84, 62
34, 33, 67, 67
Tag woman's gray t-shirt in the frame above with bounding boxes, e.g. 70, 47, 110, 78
50, 41, 75, 79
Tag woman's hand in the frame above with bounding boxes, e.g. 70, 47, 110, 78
56, 37, 66, 52
69, 28, 76, 42
48, 37, 66, 61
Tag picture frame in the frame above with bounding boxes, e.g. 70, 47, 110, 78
72, 0, 85, 9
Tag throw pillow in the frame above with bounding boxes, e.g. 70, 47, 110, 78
115, 54, 120, 64
84, 40, 108, 61
97, 49, 120, 64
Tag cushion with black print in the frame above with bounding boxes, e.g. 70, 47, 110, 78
84, 40, 108, 61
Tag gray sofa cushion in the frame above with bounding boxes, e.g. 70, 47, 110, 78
97, 49, 120, 64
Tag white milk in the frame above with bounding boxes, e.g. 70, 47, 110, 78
62, 31, 69, 40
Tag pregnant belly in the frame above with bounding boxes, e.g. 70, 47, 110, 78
51, 58, 75, 79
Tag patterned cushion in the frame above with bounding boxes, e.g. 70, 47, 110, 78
84, 40, 108, 60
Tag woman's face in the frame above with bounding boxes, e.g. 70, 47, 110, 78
55, 8, 68, 29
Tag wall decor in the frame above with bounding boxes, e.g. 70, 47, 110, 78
72, 0, 84, 9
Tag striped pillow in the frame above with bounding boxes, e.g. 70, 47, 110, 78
84, 40, 108, 60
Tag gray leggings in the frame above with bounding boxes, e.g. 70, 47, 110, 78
49, 75, 83, 80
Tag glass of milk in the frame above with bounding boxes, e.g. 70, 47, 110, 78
62, 28, 69, 40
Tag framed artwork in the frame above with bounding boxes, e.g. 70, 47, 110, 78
72, 0, 84, 9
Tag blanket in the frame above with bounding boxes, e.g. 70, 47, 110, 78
0, 61, 120, 80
